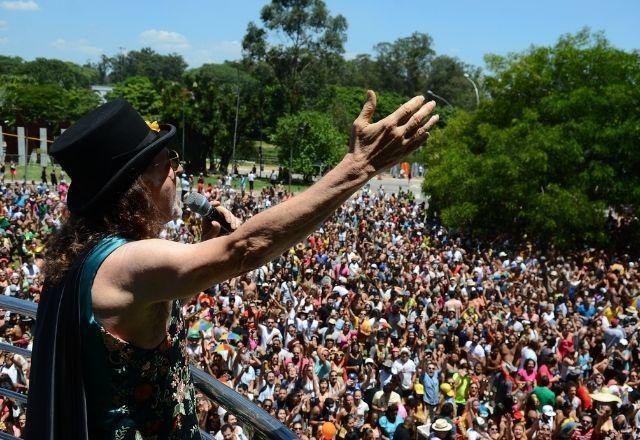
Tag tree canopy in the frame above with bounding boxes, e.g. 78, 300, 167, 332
271, 110, 346, 181
422, 29, 640, 248
95, 47, 187, 83
242, 0, 348, 114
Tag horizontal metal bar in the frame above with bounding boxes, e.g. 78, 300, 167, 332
0, 295, 37, 318
0, 431, 19, 440
0, 387, 27, 404
0, 296, 293, 439
0, 342, 32, 358
189, 366, 297, 440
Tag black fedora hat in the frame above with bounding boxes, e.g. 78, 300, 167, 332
50, 98, 176, 215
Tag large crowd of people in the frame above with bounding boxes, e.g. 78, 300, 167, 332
0, 169, 639, 439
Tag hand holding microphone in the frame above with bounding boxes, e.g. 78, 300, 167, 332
183, 192, 240, 238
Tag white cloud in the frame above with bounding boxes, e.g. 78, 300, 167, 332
51, 38, 103, 56
0, 37, 7, 44
0, 0, 39, 11
139, 29, 190, 51
0, 20, 7, 29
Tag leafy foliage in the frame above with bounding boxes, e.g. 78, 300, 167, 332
423, 29, 640, 248
106, 76, 162, 119
242, 0, 348, 114
95, 47, 187, 84
17, 58, 97, 88
271, 111, 346, 181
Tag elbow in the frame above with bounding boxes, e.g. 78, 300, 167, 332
232, 234, 270, 274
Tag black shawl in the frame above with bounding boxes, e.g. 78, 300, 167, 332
25, 249, 94, 440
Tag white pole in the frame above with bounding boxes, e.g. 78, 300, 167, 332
39, 127, 48, 166
0, 126, 4, 163
17, 127, 26, 166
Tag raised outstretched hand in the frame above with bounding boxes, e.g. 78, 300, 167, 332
349, 90, 438, 176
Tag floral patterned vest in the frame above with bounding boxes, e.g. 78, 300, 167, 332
79, 236, 200, 439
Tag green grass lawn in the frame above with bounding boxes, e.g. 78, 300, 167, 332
202, 174, 309, 193
11, 163, 311, 194
4, 164, 66, 183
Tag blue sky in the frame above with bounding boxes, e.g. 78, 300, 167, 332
0, 0, 638, 70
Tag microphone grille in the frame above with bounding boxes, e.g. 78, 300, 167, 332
183, 192, 210, 216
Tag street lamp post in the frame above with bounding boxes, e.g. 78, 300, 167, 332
464, 73, 480, 108
232, 69, 240, 174
289, 138, 293, 194
181, 100, 185, 160
291, 123, 309, 194
427, 90, 452, 107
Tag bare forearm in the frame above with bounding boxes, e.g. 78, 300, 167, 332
229, 155, 369, 273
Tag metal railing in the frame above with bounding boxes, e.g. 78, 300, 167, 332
0, 295, 296, 440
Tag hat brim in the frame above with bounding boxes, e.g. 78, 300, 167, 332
432, 422, 453, 432
590, 392, 621, 403
67, 124, 176, 214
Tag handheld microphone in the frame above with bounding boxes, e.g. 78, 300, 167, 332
183, 192, 233, 236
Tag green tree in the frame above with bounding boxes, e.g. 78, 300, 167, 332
106, 76, 162, 119
0, 55, 24, 76
65, 88, 101, 120
340, 54, 381, 90
424, 55, 482, 111
318, 86, 407, 133
272, 111, 346, 181
242, 0, 348, 114
0, 79, 99, 127
16, 57, 98, 88
373, 32, 435, 97
99, 48, 187, 83
177, 63, 261, 172
422, 29, 640, 249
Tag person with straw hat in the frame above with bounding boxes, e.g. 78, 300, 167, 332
429, 418, 453, 439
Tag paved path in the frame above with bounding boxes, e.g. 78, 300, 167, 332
367, 175, 424, 199
234, 162, 425, 199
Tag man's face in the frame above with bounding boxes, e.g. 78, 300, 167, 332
222, 428, 235, 440
580, 416, 592, 431
143, 149, 183, 222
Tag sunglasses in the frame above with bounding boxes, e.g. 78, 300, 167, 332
167, 149, 183, 171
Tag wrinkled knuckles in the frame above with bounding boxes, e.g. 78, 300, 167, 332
392, 127, 405, 139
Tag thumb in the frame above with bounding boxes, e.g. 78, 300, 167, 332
357, 90, 377, 124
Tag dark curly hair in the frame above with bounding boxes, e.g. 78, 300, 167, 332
44, 177, 163, 285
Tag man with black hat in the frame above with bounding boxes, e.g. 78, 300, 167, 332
26, 92, 438, 438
